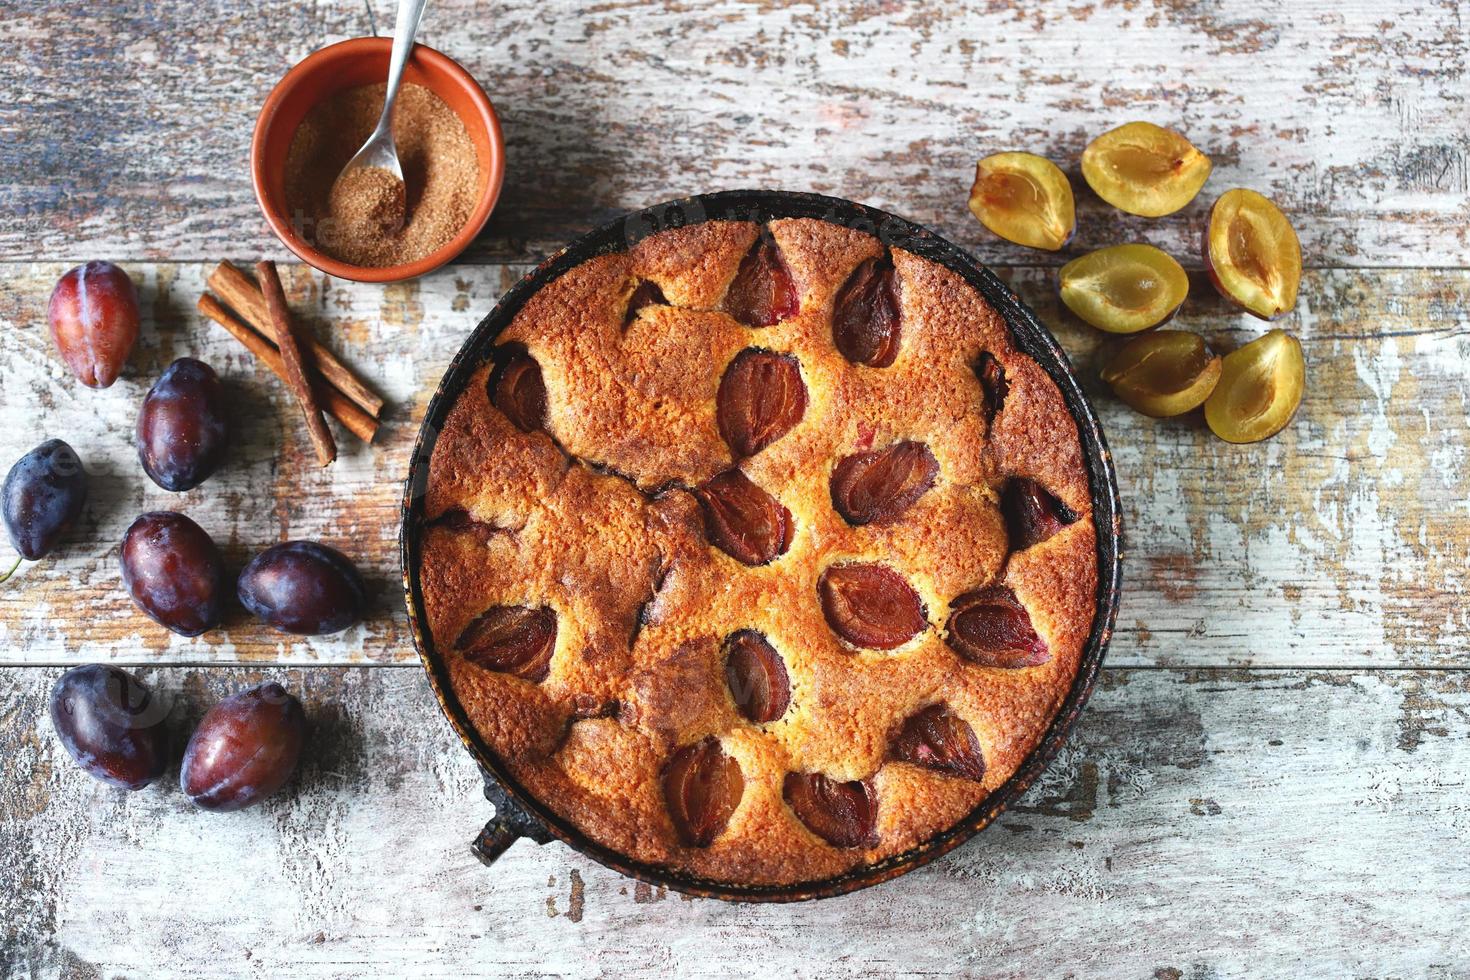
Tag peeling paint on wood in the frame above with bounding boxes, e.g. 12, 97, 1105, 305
1, 666, 1467, 977
0, 1, 1467, 267
1, 263, 1464, 668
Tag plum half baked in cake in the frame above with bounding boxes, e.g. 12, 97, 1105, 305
419, 216, 1098, 886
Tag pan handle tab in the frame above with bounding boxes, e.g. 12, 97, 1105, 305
470, 767, 556, 866
472, 816, 523, 866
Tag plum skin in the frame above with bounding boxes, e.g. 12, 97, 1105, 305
120, 512, 226, 637
180, 682, 305, 812
136, 358, 231, 492
663, 736, 744, 847
49, 665, 170, 790
724, 235, 799, 327
488, 345, 548, 434
3, 439, 88, 561
237, 541, 367, 635
48, 261, 140, 389
456, 605, 557, 681
717, 348, 807, 458
817, 563, 927, 650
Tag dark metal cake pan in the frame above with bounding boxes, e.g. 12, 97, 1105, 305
400, 189, 1123, 903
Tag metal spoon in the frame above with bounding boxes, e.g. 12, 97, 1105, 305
331, 0, 430, 233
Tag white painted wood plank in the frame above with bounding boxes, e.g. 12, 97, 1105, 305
2, 666, 1466, 977
1, 263, 1464, 669
0, 0, 1465, 267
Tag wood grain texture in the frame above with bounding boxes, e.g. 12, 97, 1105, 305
1, 263, 1464, 668
3, 0, 1466, 973
2, 665, 1467, 978
0, 0, 1466, 267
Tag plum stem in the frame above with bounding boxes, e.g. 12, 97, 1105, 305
0, 555, 22, 585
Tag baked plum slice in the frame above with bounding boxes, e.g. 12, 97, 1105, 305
1204, 328, 1305, 444
818, 563, 926, 650
1001, 478, 1078, 550
723, 629, 791, 724
457, 605, 558, 682
724, 234, 798, 327
1059, 244, 1189, 334
624, 279, 667, 327
974, 352, 1008, 423
783, 772, 877, 848
830, 440, 938, 526
425, 507, 504, 543
1102, 330, 1222, 418
1081, 121, 1212, 217
489, 345, 548, 433
717, 349, 807, 457
968, 152, 1075, 251
1204, 189, 1302, 320
944, 586, 1049, 668
890, 704, 986, 781
694, 470, 793, 566
664, 736, 744, 847
832, 256, 901, 368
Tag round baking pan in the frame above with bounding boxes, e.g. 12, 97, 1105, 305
401, 190, 1123, 902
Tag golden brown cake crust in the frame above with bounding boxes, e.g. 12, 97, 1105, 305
420, 217, 1098, 886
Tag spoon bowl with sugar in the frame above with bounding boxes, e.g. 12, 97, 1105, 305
330, 0, 429, 237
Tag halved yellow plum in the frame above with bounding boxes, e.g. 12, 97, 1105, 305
1081, 122, 1212, 217
968, 152, 1075, 251
1101, 330, 1221, 417
1204, 329, 1305, 443
1204, 189, 1302, 321
1059, 244, 1189, 333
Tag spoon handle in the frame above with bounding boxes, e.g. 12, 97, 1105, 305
377, 0, 430, 136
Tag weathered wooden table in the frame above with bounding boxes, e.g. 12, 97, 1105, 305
3, 1, 1467, 976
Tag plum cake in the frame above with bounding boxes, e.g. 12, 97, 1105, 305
419, 216, 1098, 886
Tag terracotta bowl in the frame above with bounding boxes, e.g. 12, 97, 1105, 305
251, 37, 505, 283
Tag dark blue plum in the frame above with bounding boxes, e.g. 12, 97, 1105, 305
49, 665, 169, 790
3, 439, 88, 560
136, 357, 230, 492
120, 512, 225, 637
237, 541, 366, 635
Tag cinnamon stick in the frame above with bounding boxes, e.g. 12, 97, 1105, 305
197, 294, 378, 444
255, 261, 337, 465
208, 261, 384, 418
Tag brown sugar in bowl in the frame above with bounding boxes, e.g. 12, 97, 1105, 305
252, 37, 505, 283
